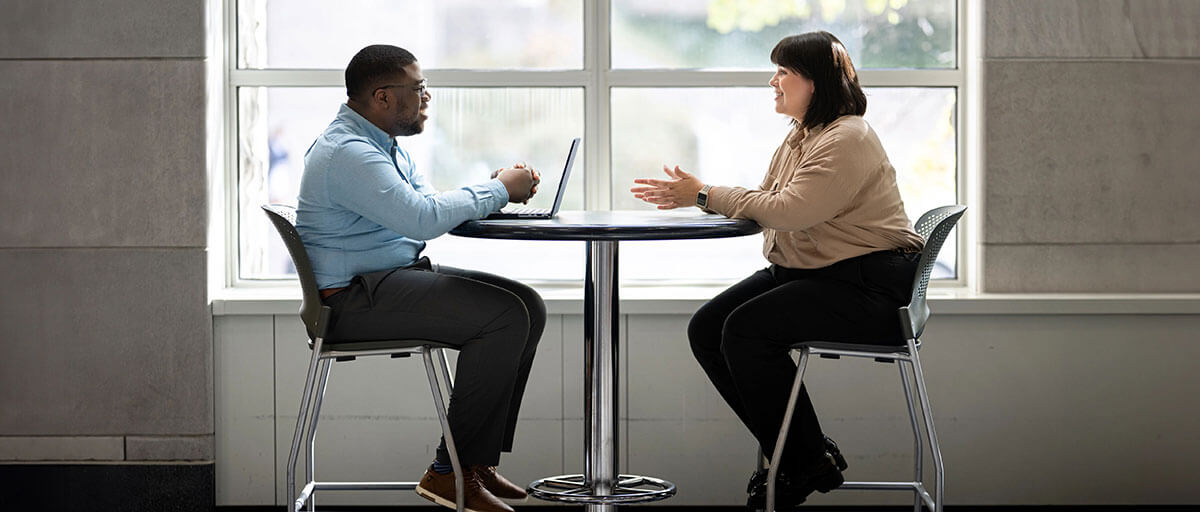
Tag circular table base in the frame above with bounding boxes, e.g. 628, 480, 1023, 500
527, 474, 677, 504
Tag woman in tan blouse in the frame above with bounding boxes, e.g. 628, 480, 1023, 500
631, 31, 924, 510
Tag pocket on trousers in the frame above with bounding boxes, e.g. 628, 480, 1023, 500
354, 259, 436, 308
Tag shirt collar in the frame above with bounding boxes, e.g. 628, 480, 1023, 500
786, 122, 827, 150
785, 126, 805, 149
337, 103, 395, 151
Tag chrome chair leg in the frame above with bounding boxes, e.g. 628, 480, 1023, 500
909, 339, 943, 512
287, 337, 325, 512
433, 348, 457, 479
899, 360, 923, 512
424, 347, 465, 512
766, 348, 810, 512
436, 347, 455, 405
438, 348, 454, 388
305, 358, 332, 512
433, 347, 459, 505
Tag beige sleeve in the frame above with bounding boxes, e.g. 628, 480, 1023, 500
706, 131, 877, 232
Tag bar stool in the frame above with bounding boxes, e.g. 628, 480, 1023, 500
765, 205, 967, 512
262, 204, 466, 512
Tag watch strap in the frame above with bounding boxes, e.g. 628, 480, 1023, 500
697, 184, 713, 208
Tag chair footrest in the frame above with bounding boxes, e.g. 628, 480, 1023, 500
294, 481, 421, 511
838, 481, 935, 510
840, 480, 922, 490
311, 481, 419, 491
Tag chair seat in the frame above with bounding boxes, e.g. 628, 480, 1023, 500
310, 338, 458, 353
790, 340, 912, 355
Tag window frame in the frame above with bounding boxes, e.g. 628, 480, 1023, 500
220, 0, 973, 289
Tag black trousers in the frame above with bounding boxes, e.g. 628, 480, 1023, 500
322, 258, 546, 467
688, 250, 919, 472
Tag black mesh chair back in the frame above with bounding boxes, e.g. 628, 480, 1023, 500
262, 204, 331, 340
899, 205, 967, 341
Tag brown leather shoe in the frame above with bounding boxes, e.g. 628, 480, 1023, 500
472, 465, 528, 500
415, 467, 514, 512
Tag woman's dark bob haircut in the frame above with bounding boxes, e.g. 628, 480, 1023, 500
770, 31, 867, 130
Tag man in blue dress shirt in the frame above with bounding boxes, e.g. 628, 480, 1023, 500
296, 45, 543, 512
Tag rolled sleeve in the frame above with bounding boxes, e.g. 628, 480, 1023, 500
705, 132, 874, 232
328, 141, 509, 241
483, 177, 510, 209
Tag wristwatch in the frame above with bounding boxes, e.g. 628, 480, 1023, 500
696, 184, 713, 208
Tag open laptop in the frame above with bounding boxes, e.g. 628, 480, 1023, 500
485, 137, 580, 219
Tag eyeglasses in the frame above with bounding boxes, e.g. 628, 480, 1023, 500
376, 80, 428, 96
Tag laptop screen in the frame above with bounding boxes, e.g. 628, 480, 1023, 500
549, 137, 581, 215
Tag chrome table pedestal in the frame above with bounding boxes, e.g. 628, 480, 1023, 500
452, 211, 761, 511
526, 241, 676, 510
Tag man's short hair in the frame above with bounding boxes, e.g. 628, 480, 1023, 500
345, 44, 417, 100
770, 31, 867, 130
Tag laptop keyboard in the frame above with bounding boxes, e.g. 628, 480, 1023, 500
501, 207, 549, 215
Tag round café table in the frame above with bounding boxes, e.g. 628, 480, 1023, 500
451, 210, 761, 511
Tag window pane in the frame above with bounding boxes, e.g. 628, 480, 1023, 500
611, 0, 955, 69
238, 86, 585, 281
611, 87, 957, 283
239, 0, 583, 70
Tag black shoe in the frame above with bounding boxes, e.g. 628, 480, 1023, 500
824, 435, 848, 471
747, 436, 847, 495
746, 458, 844, 511
746, 468, 768, 495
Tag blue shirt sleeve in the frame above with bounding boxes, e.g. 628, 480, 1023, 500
396, 146, 439, 198
326, 140, 510, 241
409, 165, 440, 198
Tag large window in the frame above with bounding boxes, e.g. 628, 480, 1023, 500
229, 0, 964, 287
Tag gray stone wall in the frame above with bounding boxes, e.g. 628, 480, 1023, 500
0, 0, 212, 464
982, 0, 1200, 292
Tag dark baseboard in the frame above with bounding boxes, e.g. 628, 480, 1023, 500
1, 464, 1190, 512
219, 507, 1200, 511
1, 463, 214, 512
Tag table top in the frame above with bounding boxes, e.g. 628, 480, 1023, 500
450, 210, 762, 241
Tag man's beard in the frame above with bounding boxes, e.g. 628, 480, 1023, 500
395, 117, 424, 136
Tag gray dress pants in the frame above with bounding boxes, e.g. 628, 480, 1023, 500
323, 257, 546, 466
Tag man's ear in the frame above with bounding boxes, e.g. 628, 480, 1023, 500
371, 87, 390, 109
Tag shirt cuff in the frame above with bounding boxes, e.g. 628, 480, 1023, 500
487, 178, 510, 211
705, 186, 730, 216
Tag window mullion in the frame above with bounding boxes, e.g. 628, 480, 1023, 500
224, 0, 240, 288
231, 69, 591, 87
605, 69, 959, 88
584, 0, 613, 211
858, 69, 963, 87
229, 68, 961, 89
960, 0, 978, 290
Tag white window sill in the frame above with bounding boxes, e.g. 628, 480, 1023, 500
210, 285, 1200, 316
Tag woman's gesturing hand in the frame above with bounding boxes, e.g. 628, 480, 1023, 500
630, 165, 705, 210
